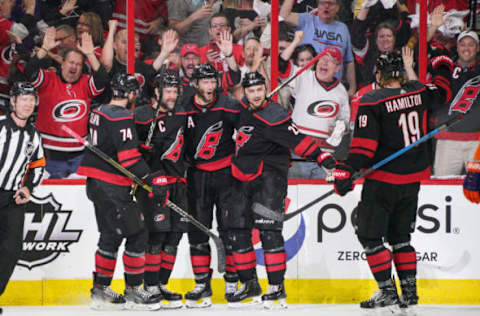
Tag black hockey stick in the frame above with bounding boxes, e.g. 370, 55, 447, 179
253, 113, 466, 223
61, 125, 226, 273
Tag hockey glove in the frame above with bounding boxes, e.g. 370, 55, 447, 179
139, 143, 154, 163
333, 162, 356, 196
463, 161, 480, 204
146, 171, 169, 207
317, 152, 336, 170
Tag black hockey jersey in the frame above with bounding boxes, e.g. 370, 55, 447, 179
232, 98, 333, 181
183, 93, 241, 171
78, 104, 150, 186
134, 105, 187, 179
347, 80, 449, 184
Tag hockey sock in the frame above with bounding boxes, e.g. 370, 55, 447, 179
159, 245, 177, 284
222, 232, 238, 283
95, 249, 117, 286
189, 242, 212, 283
230, 230, 257, 282
261, 230, 286, 285
123, 251, 145, 286
144, 244, 162, 286
392, 243, 417, 281
365, 244, 393, 288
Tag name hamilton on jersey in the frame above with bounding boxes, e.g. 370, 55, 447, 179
385, 93, 422, 113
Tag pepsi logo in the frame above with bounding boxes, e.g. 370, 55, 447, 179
52, 99, 88, 122
307, 100, 339, 118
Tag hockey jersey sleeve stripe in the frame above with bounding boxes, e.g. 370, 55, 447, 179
349, 148, 375, 158
293, 137, 316, 157
117, 148, 141, 162
121, 158, 140, 168
432, 76, 452, 102
350, 137, 378, 152
28, 157, 46, 169
31, 68, 44, 88
358, 87, 426, 106
231, 160, 264, 182
89, 76, 104, 96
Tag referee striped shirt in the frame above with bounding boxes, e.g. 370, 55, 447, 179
0, 114, 45, 191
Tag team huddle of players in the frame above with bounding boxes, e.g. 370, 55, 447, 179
52, 46, 466, 314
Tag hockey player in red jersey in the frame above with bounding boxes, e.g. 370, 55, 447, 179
227, 72, 336, 308
134, 70, 187, 308
182, 64, 242, 307
333, 51, 451, 313
77, 73, 168, 311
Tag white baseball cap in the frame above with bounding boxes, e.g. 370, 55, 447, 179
457, 30, 479, 44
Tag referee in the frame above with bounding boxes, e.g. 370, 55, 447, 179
0, 82, 45, 313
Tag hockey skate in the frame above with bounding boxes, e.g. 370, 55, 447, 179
124, 285, 162, 310
225, 281, 238, 301
360, 283, 401, 315
185, 282, 213, 308
227, 279, 262, 308
262, 282, 287, 309
399, 278, 418, 316
91, 284, 126, 310
159, 284, 183, 309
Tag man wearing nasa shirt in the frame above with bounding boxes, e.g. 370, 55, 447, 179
25, 27, 108, 178
279, 46, 349, 178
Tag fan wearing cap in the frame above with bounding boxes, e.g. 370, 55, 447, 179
332, 51, 452, 313
279, 45, 350, 178
133, 70, 190, 308
226, 72, 335, 307
433, 29, 480, 176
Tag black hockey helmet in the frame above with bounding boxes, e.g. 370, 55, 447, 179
192, 64, 218, 81
154, 69, 180, 89
242, 71, 266, 88
10, 81, 37, 97
111, 73, 139, 98
375, 50, 404, 79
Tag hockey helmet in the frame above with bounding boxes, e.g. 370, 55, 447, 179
111, 73, 139, 98
154, 69, 180, 89
10, 82, 37, 97
375, 51, 404, 79
192, 64, 218, 81
242, 71, 266, 88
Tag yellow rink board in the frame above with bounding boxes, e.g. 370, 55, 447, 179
0, 279, 479, 306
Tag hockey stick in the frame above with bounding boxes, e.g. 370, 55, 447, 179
253, 113, 466, 222
61, 125, 226, 273
267, 52, 323, 98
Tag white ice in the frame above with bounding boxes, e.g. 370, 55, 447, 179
1, 304, 479, 316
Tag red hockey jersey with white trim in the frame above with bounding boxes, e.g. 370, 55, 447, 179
32, 69, 104, 152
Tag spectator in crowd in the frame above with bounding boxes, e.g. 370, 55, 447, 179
77, 12, 104, 54
199, 12, 244, 74
222, 0, 266, 43
280, 0, 357, 98
179, 43, 201, 99
231, 36, 269, 100
168, 0, 221, 47
292, 43, 316, 68
0, 0, 36, 46
350, 0, 411, 87
24, 27, 108, 178
279, 31, 350, 178
100, 20, 178, 106
113, 0, 168, 37
433, 29, 480, 176
39, 0, 113, 28
55, 24, 78, 56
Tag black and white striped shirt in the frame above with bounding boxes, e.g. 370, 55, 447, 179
0, 114, 45, 191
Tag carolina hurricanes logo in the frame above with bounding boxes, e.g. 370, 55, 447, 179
235, 126, 254, 154
1, 46, 12, 64
307, 100, 339, 118
52, 100, 88, 122
134, 73, 146, 88
253, 198, 306, 264
154, 214, 165, 222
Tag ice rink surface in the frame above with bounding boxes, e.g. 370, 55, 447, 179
2, 304, 480, 316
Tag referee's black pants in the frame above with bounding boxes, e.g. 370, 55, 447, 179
0, 191, 25, 296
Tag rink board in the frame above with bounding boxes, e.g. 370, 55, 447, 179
0, 179, 479, 305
